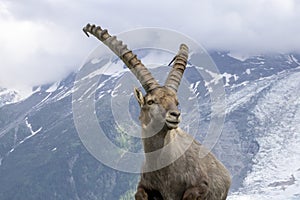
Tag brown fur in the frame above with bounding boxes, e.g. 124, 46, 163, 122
134, 87, 231, 200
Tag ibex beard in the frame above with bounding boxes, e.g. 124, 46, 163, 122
83, 23, 231, 200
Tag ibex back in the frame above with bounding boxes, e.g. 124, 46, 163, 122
83, 24, 231, 200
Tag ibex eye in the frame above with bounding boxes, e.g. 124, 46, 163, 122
147, 100, 154, 105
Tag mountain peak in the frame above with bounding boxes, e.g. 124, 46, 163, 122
0, 87, 21, 107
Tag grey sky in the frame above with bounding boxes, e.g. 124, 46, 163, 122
0, 0, 299, 92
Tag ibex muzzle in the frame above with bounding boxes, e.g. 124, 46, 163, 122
166, 109, 181, 128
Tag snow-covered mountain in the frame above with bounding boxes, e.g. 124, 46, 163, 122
226, 63, 300, 200
0, 50, 299, 199
0, 87, 21, 107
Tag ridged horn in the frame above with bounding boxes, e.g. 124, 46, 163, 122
83, 24, 160, 92
165, 44, 189, 93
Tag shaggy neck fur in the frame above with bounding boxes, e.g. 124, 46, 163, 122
142, 125, 170, 154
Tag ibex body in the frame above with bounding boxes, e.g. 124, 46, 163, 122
83, 24, 231, 200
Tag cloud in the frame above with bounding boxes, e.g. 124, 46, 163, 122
0, 0, 300, 91
0, 1, 92, 89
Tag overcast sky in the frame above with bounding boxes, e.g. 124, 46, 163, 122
0, 0, 300, 93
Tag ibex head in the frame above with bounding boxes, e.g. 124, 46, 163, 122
83, 24, 189, 131
134, 86, 181, 130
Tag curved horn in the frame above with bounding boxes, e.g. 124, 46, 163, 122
83, 24, 160, 92
165, 44, 189, 93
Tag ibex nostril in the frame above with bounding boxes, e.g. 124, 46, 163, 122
169, 110, 180, 118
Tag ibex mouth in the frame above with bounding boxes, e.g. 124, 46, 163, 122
165, 110, 181, 129
165, 119, 180, 129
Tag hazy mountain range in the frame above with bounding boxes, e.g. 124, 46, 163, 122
0, 51, 300, 200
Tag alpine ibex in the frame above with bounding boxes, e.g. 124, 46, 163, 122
83, 24, 231, 200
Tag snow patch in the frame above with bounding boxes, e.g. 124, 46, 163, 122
0, 88, 21, 106
138, 50, 173, 68
33, 86, 41, 93
25, 117, 42, 136
111, 83, 122, 98
56, 88, 74, 101
201, 68, 224, 92
291, 55, 300, 66
40, 93, 52, 103
189, 81, 201, 97
200, 67, 238, 89
255, 56, 265, 61
228, 52, 250, 62
91, 58, 101, 64
245, 68, 251, 75
0, 89, 14, 96
223, 72, 239, 86
287, 55, 294, 64
81, 58, 128, 81
81, 61, 112, 81
98, 94, 105, 99
51, 147, 57, 151
46, 82, 60, 93
11, 86, 33, 102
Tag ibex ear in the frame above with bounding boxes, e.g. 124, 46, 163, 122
134, 87, 144, 106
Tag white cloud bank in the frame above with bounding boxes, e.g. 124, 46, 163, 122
0, 0, 300, 91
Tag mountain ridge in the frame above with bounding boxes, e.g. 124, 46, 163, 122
0, 51, 299, 199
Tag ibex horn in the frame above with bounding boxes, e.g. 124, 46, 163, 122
83, 24, 160, 92
165, 44, 189, 93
